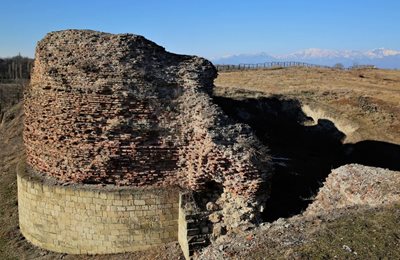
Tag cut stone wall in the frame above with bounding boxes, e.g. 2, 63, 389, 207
17, 164, 179, 254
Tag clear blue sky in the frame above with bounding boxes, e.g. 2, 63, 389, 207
1, 0, 399, 59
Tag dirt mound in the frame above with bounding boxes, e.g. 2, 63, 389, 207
305, 164, 400, 216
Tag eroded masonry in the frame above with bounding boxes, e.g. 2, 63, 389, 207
20, 30, 271, 255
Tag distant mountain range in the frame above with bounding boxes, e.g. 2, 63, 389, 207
211, 48, 400, 69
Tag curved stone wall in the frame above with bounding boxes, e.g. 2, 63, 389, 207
17, 165, 179, 254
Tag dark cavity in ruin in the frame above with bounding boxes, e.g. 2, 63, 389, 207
213, 95, 400, 222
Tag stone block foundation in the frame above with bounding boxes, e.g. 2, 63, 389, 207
17, 165, 179, 254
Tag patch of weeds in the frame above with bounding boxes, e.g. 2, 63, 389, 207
298, 204, 400, 259
0, 236, 18, 260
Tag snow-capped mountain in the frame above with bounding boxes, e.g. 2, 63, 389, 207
211, 48, 400, 69
276, 48, 363, 59
364, 48, 400, 58
211, 52, 276, 65
277, 48, 400, 60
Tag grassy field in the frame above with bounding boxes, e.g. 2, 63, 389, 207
297, 204, 400, 259
215, 67, 400, 144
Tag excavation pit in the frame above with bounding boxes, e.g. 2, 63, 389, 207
213, 95, 400, 221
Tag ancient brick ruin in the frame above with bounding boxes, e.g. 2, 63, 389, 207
23, 30, 271, 250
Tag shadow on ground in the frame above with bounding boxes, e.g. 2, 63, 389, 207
213, 96, 400, 222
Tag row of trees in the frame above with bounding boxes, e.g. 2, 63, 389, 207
0, 54, 34, 81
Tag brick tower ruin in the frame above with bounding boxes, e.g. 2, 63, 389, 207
20, 30, 271, 255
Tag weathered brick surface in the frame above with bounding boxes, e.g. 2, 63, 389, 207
17, 167, 179, 254
24, 31, 186, 186
23, 30, 272, 242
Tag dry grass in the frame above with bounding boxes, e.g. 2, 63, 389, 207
215, 67, 400, 143
297, 204, 400, 259
198, 204, 400, 259
215, 67, 400, 100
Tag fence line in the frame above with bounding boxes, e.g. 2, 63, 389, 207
215, 61, 331, 71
